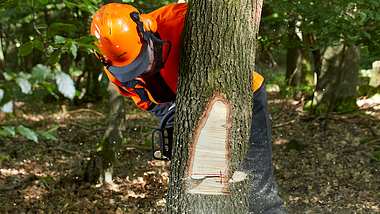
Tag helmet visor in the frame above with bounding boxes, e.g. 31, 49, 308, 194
106, 45, 150, 84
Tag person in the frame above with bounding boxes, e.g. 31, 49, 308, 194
90, 3, 285, 213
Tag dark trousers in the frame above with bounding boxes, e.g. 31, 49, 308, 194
240, 85, 286, 213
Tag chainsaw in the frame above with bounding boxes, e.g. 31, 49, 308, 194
151, 104, 175, 160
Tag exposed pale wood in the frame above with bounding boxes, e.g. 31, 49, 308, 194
229, 171, 248, 183
187, 96, 231, 195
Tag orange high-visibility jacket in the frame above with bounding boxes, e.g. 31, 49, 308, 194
104, 3, 264, 111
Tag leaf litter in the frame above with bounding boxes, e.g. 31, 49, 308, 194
0, 94, 379, 213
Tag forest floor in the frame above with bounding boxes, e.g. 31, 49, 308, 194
0, 92, 379, 213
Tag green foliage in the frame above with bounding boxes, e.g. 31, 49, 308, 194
334, 98, 358, 113
264, 69, 314, 98
358, 68, 380, 97
0, 126, 16, 137
262, 0, 380, 52
16, 125, 39, 142
0, 0, 173, 113
38, 125, 59, 141
0, 125, 58, 142
0, 1, 99, 110
0, 153, 10, 165
371, 150, 380, 163
0, 0, 173, 140
260, 0, 380, 113
0, 0, 109, 141
121, 0, 175, 12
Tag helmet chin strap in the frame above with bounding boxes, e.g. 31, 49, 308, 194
149, 33, 172, 71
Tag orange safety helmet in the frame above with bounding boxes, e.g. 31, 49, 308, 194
90, 3, 158, 67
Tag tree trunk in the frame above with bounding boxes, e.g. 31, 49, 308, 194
286, 20, 303, 86
84, 55, 102, 101
303, 33, 322, 88
312, 44, 360, 113
167, 0, 262, 213
84, 82, 125, 184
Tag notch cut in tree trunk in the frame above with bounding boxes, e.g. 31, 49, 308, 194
187, 94, 231, 195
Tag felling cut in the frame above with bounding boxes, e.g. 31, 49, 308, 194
187, 95, 232, 195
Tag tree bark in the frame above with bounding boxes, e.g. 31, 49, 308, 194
84, 54, 102, 101
84, 82, 125, 184
313, 45, 360, 113
286, 20, 303, 86
167, 0, 262, 213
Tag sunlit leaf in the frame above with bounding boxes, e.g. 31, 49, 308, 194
17, 125, 38, 143
369, 71, 380, 88
1, 101, 13, 113
70, 42, 78, 59
40, 132, 58, 141
55, 71, 76, 100
16, 78, 32, 94
41, 82, 59, 99
1, 126, 16, 137
38, 0, 48, 5
69, 66, 83, 77
0, 89, 3, 101
77, 35, 97, 44
39, 125, 59, 141
32, 64, 51, 82
19, 72, 32, 80
54, 35, 66, 44
0, 130, 10, 138
2, 72, 14, 81
266, 84, 281, 93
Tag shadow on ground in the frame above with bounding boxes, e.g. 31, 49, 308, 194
0, 94, 379, 213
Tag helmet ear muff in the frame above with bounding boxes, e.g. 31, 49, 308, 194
140, 14, 157, 33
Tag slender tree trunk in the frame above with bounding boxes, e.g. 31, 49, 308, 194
100, 82, 126, 183
286, 20, 303, 86
84, 83, 125, 184
167, 0, 262, 213
311, 49, 322, 82
84, 55, 102, 101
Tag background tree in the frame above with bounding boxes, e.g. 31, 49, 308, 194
259, 0, 380, 113
166, 0, 263, 213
